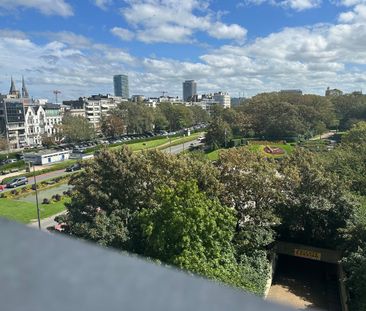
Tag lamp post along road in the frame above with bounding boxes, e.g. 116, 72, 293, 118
29, 162, 41, 230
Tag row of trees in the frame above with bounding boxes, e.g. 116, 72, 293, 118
58, 139, 360, 297
319, 122, 366, 310
101, 102, 209, 137
38, 92, 366, 145
56, 103, 210, 143
205, 92, 366, 149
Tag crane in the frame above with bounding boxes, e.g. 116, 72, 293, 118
53, 90, 61, 103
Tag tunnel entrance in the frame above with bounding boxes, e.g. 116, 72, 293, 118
267, 254, 341, 310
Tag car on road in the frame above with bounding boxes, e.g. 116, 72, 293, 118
5, 159, 18, 164
6, 176, 28, 188
65, 163, 82, 172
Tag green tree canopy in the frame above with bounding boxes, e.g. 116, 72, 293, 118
100, 109, 125, 138
60, 114, 94, 143
238, 92, 337, 139
277, 149, 355, 248
0, 135, 9, 151
342, 121, 366, 145
136, 180, 239, 282
217, 148, 281, 256
205, 117, 232, 149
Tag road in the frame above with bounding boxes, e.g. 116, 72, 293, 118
162, 139, 203, 154
267, 254, 341, 310
2, 169, 71, 192
2, 138, 201, 191
309, 131, 335, 141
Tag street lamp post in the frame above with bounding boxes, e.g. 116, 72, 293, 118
169, 124, 172, 154
169, 135, 172, 154
224, 129, 227, 148
29, 161, 41, 230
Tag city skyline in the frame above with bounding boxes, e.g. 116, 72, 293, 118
0, 1, 366, 100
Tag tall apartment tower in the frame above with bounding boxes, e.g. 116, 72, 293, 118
113, 74, 129, 99
183, 80, 197, 101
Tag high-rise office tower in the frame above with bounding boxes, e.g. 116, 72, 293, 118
183, 80, 197, 102
113, 74, 129, 98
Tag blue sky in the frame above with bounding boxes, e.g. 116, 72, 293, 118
0, 0, 366, 100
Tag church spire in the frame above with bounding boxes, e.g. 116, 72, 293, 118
9, 76, 17, 95
22, 76, 29, 98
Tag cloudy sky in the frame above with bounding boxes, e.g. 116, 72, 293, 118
0, 0, 366, 100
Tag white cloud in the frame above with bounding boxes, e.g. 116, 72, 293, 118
337, 0, 366, 7
207, 23, 248, 42
94, 0, 113, 10
0, 29, 27, 39
110, 27, 135, 41
339, 4, 366, 22
241, 0, 321, 11
281, 0, 322, 10
0, 0, 73, 16
136, 25, 193, 43
0, 31, 137, 99
114, 0, 247, 43
4, 0, 366, 101
39, 31, 92, 48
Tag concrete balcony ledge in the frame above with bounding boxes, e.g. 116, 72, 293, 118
0, 218, 293, 311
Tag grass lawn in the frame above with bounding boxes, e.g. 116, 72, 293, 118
205, 149, 221, 161
123, 137, 171, 151
157, 132, 203, 150
0, 198, 69, 224
113, 132, 203, 152
247, 143, 294, 158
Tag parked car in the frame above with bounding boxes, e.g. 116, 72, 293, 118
65, 163, 82, 172
5, 159, 17, 164
6, 176, 28, 188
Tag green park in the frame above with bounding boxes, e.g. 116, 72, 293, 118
1, 93, 366, 310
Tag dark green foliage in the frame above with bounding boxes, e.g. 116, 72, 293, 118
276, 149, 355, 249
342, 121, 366, 144
137, 180, 242, 286
205, 118, 232, 149
238, 93, 337, 139
117, 102, 154, 134
331, 94, 366, 130
100, 110, 125, 138
112, 102, 208, 134
217, 148, 280, 257
59, 135, 365, 301
343, 249, 366, 311
322, 122, 366, 195
157, 102, 194, 131
61, 146, 272, 294
60, 114, 94, 143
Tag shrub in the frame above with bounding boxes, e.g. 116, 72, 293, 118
42, 198, 50, 204
63, 190, 72, 197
